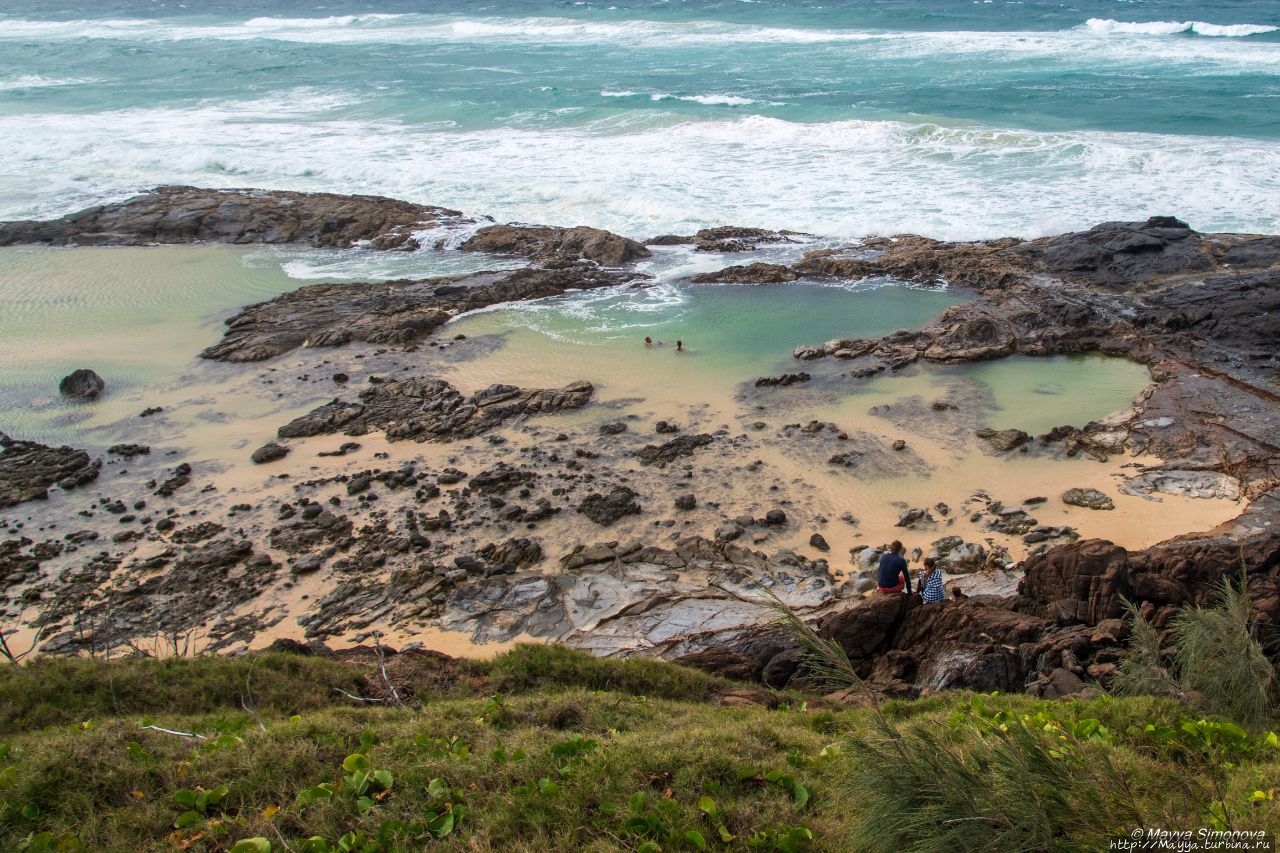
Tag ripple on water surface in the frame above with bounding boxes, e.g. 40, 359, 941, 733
0, 245, 306, 445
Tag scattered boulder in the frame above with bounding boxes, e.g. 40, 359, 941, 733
896, 508, 935, 528
251, 442, 290, 464
975, 428, 1030, 452
1061, 487, 1115, 511
577, 487, 642, 525
58, 369, 105, 399
636, 434, 714, 467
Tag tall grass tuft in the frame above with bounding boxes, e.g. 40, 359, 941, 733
1112, 599, 1180, 699
761, 589, 864, 696
1113, 575, 1277, 730
841, 714, 1142, 853
1170, 577, 1275, 729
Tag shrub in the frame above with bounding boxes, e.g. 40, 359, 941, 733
1113, 577, 1277, 730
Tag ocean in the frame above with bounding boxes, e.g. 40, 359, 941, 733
0, 0, 1276, 240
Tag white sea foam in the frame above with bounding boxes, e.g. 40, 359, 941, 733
1, 91, 1277, 241
671, 94, 757, 106
605, 91, 757, 106
1084, 18, 1278, 37
0, 75, 98, 91
2, 14, 1275, 71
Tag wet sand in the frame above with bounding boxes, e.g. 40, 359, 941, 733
0, 244, 1247, 657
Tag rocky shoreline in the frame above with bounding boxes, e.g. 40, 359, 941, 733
0, 187, 1276, 702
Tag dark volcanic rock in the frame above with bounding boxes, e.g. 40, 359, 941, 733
202, 265, 639, 362
0, 434, 100, 508
170, 521, 225, 544
1013, 216, 1214, 285
251, 442, 290, 464
469, 464, 537, 495
676, 226, 800, 253
577, 487, 642, 525
0, 186, 468, 250
58, 369, 105, 399
459, 224, 650, 266
976, 428, 1031, 452
691, 263, 798, 284
107, 444, 150, 458
754, 372, 810, 388
1061, 488, 1115, 511
278, 377, 593, 443
478, 537, 544, 569
154, 463, 192, 498
269, 509, 354, 554
636, 433, 714, 467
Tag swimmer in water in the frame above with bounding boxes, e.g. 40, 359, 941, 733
644, 336, 653, 346
676, 340, 684, 352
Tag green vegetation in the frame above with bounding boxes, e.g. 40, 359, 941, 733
1114, 577, 1277, 729
0, 639, 1277, 851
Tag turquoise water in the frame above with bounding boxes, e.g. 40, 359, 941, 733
456, 274, 964, 377
0, 0, 1275, 238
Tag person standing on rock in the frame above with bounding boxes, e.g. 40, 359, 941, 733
919, 556, 944, 603
876, 540, 911, 594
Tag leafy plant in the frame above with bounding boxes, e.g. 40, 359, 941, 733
172, 784, 229, 829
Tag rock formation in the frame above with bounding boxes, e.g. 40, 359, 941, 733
0, 434, 101, 508
202, 265, 643, 362
58, 369, 106, 399
0, 186, 471, 250
459, 224, 650, 266
278, 377, 594, 442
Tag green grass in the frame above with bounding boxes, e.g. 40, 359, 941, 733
0, 647, 1278, 852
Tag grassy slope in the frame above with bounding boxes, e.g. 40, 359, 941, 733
0, 645, 1277, 852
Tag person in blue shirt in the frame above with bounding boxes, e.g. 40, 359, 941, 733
876, 540, 911, 594
920, 556, 945, 603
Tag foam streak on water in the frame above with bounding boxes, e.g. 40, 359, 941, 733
1, 97, 1274, 240
0, 0, 1277, 238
